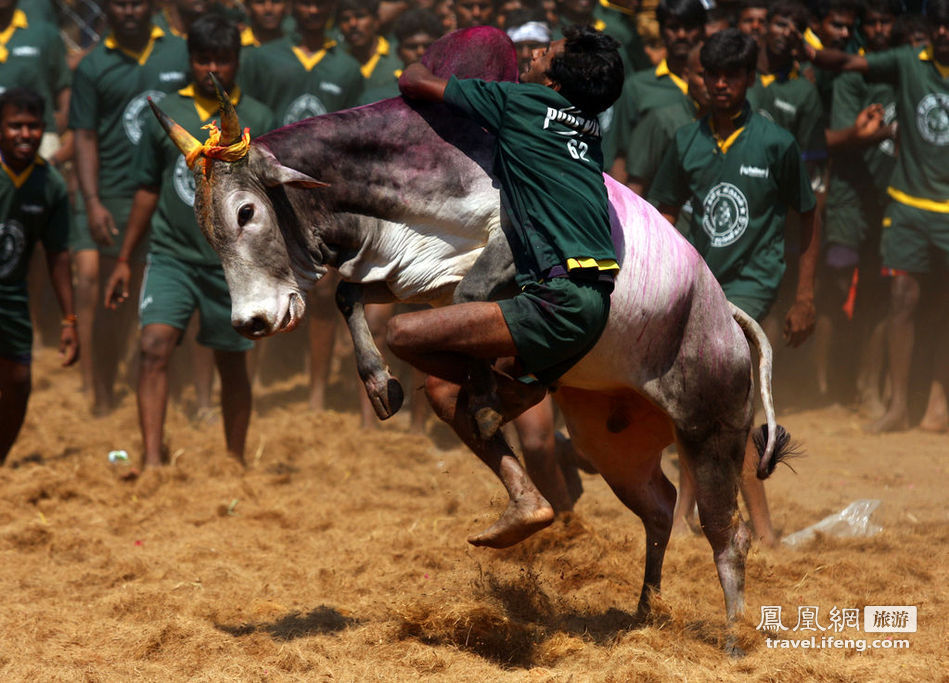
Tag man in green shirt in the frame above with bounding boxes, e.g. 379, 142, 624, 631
551, 0, 650, 73
69, 0, 188, 417
337, 0, 403, 104
391, 26, 623, 548
104, 15, 274, 473
0, 0, 70, 165
807, 0, 949, 434
816, 0, 900, 414
649, 30, 820, 547
240, 0, 288, 46
604, 0, 705, 180
0, 88, 77, 463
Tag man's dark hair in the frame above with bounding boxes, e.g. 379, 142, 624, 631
337, 0, 380, 18
393, 8, 444, 43
700, 27, 758, 72
738, 0, 769, 11
768, 0, 811, 32
187, 13, 241, 56
862, 0, 902, 15
809, 0, 861, 20
547, 25, 623, 116
707, 6, 735, 28
928, 0, 949, 23
656, 0, 707, 29
891, 12, 927, 44
0, 88, 45, 121
506, 6, 548, 31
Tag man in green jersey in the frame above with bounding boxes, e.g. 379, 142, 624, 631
650, 30, 820, 546
604, 0, 705, 181
815, 0, 900, 413
0, 88, 77, 464
551, 0, 650, 73
238, 0, 364, 414
69, 0, 188, 417
338, 0, 403, 104
807, 0, 949, 434
0, 0, 71, 166
391, 25, 623, 548
240, 0, 288, 46
104, 15, 274, 473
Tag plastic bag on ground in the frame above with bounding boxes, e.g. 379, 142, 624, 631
782, 499, 883, 548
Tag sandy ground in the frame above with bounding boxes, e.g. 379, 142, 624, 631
1, 344, 947, 682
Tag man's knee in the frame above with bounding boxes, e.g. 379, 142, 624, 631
139, 328, 177, 369
424, 375, 458, 421
888, 275, 921, 318
386, 314, 413, 359
0, 362, 31, 400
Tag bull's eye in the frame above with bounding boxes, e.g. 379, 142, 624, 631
237, 204, 255, 227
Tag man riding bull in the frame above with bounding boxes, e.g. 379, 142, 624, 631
389, 25, 624, 548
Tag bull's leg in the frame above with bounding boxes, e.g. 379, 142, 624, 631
425, 374, 554, 548
335, 281, 403, 419
676, 426, 751, 654
555, 388, 676, 620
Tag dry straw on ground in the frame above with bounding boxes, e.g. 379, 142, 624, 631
0, 348, 946, 680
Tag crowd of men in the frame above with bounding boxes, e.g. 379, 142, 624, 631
0, 0, 947, 490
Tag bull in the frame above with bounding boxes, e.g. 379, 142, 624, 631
151, 27, 791, 645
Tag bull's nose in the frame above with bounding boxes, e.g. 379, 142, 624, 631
234, 315, 271, 339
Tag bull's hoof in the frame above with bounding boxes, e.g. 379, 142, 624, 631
474, 406, 503, 440
367, 376, 404, 420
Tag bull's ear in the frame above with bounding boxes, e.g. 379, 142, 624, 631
256, 147, 329, 189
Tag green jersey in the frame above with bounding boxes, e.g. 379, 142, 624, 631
0, 157, 70, 290
649, 106, 816, 300
239, 36, 364, 126
347, 36, 402, 103
602, 60, 689, 167
625, 97, 697, 183
0, 10, 69, 131
747, 66, 826, 163
68, 26, 188, 199
865, 44, 949, 211
443, 77, 616, 282
18, 0, 57, 25
133, 87, 275, 266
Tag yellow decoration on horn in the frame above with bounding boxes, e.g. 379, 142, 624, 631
186, 121, 252, 175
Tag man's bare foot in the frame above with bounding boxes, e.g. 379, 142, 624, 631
864, 410, 909, 434
857, 389, 887, 420
468, 495, 555, 548
919, 413, 948, 433
91, 399, 116, 418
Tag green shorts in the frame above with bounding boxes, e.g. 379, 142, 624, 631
498, 276, 612, 385
825, 193, 885, 254
881, 201, 949, 274
70, 195, 147, 261
139, 252, 252, 352
0, 287, 32, 360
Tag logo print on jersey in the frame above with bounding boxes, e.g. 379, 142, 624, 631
0, 220, 27, 279
916, 93, 949, 146
173, 155, 196, 206
702, 182, 749, 247
283, 94, 328, 126
123, 90, 166, 144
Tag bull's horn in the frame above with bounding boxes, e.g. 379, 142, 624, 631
148, 98, 201, 160
210, 73, 241, 146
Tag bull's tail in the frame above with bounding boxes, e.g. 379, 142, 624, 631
730, 303, 797, 479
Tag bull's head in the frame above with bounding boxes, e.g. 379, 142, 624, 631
149, 75, 328, 339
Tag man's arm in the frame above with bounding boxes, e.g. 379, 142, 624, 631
104, 187, 159, 309
784, 207, 820, 347
46, 248, 78, 366
805, 45, 869, 74
74, 128, 117, 246
658, 205, 680, 226
398, 62, 448, 102
825, 103, 894, 149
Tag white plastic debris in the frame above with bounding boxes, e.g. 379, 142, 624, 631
782, 499, 883, 548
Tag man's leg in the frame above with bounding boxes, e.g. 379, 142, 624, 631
72, 249, 98, 394
866, 273, 920, 433
426, 374, 554, 547
307, 274, 339, 411
0, 358, 31, 464
513, 396, 577, 513
739, 435, 776, 547
214, 349, 252, 463
138, 323, 182, 468
919, 311, 949, 432
93, 254, 142, 416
